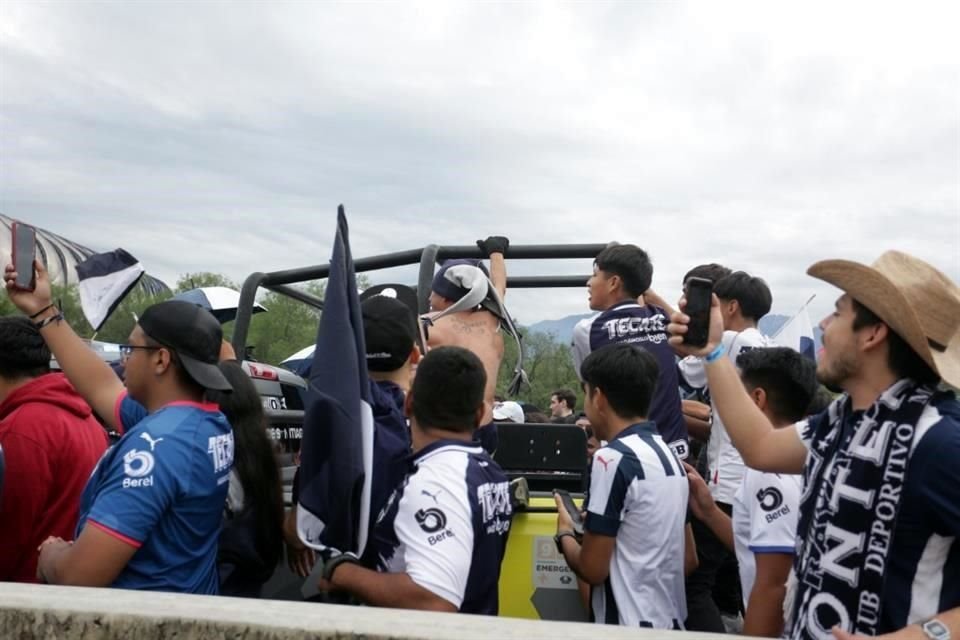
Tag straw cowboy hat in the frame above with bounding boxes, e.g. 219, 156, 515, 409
807, 250, 960, 388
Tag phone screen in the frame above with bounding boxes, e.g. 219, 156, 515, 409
12, 222, 37, 291
684, 277, 713, 347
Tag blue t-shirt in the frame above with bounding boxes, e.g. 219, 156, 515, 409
572, 301, 689, 458
76, 393, 234, 593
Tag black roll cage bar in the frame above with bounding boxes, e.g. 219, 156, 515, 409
231, 243, 607, 357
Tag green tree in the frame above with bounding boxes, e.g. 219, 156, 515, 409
496, 329, 582, 412
235, 274, 370, 365
242, 281, 326, 365
175, 272, 238, 293
0, 291, 16, 317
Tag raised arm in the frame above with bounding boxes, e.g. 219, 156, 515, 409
476, 236, 508, 299
644, 287, 677, 317
668, 294, 807, 474
4, 261, 126, 431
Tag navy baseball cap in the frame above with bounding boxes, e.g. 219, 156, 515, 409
138, 300, 232, 391
362, 295, 416, 371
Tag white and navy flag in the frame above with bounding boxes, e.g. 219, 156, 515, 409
773, 301, 817, 361
75, 249, 145, 331
297, 206, 375, 557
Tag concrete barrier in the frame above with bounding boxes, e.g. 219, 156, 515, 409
0, 583, 727, 640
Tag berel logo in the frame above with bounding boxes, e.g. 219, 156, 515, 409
123, 449, 154, 478
415, 507, 447, 534
122, 448, 155, 488
756, 487, 784, 512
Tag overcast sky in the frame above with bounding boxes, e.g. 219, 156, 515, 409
1, 1, 958, 326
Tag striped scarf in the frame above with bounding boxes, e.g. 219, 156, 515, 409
790, 379, 935, 640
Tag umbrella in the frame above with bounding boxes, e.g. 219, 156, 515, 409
281, 344, 315, 377
173, 286, 267, 324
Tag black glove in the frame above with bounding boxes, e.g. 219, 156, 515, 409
477, 236, 509, 257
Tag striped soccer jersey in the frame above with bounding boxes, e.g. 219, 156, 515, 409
584, 422, 689, 628
366, 439, 512, 615
572, 302, 689, 459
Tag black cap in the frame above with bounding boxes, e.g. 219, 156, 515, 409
362, 295, 416, 372
138, 300, 232, 391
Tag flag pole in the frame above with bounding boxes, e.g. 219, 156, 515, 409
770, 294, 817, 340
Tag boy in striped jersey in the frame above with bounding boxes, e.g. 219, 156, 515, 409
555, 342, 688, 629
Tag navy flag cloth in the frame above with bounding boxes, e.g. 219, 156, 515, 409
75, 249, 144, 331
297, 206, 375, 557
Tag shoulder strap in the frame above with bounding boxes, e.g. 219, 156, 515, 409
419, 264, 528, 395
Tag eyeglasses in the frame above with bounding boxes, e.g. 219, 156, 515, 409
119, 344, 161, 358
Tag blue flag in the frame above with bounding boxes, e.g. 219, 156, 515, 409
296, 206, 374, 556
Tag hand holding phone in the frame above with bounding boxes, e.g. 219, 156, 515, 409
11, 222, 37, 292
554, 488, 584, 537
682, 277, 713, 348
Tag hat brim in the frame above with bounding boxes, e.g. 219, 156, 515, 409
806, 258, 940, 379
179, 353, 233, 391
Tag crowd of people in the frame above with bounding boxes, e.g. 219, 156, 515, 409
1, 237, 958, 640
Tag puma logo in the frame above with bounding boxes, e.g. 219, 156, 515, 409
421, 489, 442, 504
140, 432, 164, 451
596, 455, 612, 471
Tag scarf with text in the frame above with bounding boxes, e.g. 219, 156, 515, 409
789, 379, 935, 640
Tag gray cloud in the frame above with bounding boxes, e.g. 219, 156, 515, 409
1, 1, 957, 327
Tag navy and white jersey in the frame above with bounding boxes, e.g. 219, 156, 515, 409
794, 393, 960, 632
366, 439, 512, 615
732, 469, 801, 610
679, 327, 775, 503
572, 302, 689, 459
584, 422, 688, 628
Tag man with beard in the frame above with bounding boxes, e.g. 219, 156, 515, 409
667, 251, 960, 640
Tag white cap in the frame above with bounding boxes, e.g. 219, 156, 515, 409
492, 401, 525, 423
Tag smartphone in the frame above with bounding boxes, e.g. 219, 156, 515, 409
10, 221, 37, 292
683, 276, 713, 348
553, 488, 584, 537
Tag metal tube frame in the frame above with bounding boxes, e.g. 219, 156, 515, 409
232, 243, 604, 355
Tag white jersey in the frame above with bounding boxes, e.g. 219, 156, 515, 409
679, 327, 775, 503
368, 440, 512, 614
584, 422, 688, 629
732, 469, 801, 610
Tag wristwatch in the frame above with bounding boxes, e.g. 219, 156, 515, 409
554, 531, 578, 554
922, 620, 950, 640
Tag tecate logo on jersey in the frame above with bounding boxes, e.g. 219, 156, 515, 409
207, 433, 234, 474
602, 314, 666, 340
477, 482, 512, 534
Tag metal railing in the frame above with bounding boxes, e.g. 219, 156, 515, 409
231, 243, 606, 356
